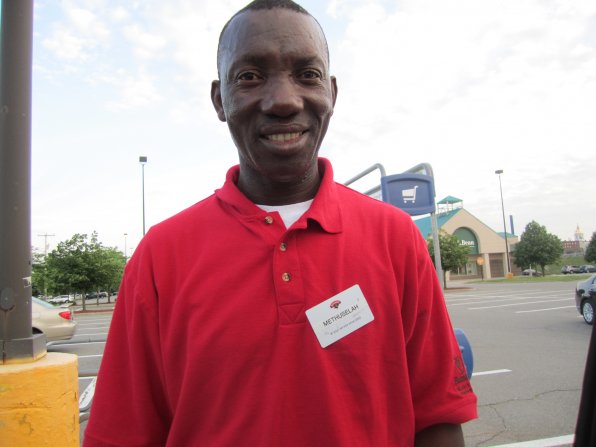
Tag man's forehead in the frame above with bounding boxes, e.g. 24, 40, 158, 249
219, 8, 328, 67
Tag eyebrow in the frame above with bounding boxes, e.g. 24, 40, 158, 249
226, 53, 328, 78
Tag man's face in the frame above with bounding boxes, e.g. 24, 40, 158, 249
212, 9, 337, 200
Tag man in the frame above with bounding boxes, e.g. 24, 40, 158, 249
84, 1, 477, 446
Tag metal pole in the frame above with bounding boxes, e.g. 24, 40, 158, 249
139, 156, 147, 235
495, 170, 511, 275
124, 233, 128, 262
142, 164, 146, 235
0, 0, 46, 363
430, 211, 444, 287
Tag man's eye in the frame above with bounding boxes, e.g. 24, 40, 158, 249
237, 72, 260, 81
299, 70, 322, 80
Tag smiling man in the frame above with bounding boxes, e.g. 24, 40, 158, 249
212, 1, 336, 206
84, 1, 477, 446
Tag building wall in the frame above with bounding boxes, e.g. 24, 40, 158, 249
437, 208, 518, 279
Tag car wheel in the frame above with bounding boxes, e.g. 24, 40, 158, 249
582, 300, 594, 325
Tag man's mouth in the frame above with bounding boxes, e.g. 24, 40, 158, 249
264, 132, 304, 142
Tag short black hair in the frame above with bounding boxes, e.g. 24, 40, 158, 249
216, 0, 329, 78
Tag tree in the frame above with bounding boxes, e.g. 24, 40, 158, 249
31, 249, 48, 297
42, 232, 125, 310
427, 230, 470, 288
585, 232, 596, 263
513, 221, 563, 275
92, 246, 126, 303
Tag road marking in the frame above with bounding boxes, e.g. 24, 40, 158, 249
73, 332, 109, 336
75, 323, 111, 327
516, 306, 576, 314
491, 434, 574, 446
50, 341, 106, 347
449, 295, 571, 307
472, 369, 511, 377
469, 298, 572, 310
78, 376, 96, 381
77, 354, 103, 359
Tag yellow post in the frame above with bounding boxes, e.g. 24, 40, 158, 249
0, 352, 79, 447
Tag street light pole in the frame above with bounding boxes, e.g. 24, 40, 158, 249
124, 233, 128, 262
0, 0, 46, 362
495, 170, 511, 275
139, 156, 147, 236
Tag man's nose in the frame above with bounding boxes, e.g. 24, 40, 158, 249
260, 75, 303, 117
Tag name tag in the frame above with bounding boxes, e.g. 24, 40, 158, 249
306, 284, 374, 348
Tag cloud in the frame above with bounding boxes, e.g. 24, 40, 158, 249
42, 27, 90, 61
323, 0, 596, 240
123, 24, 167, 60
41, 2, 110, 61
105, 69, 163, 110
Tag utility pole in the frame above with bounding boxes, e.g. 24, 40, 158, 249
37, 233, 55, 297
1, 3, 80, 445
0, 0, 46, 362
38, 232, 55, 256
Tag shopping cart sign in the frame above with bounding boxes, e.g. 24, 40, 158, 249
380, 173, 435, 216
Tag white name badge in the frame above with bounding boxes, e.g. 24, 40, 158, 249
306, 284, 374, 348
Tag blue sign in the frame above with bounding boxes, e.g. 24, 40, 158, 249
454, 328, 474, 379
380, 173, 435, 216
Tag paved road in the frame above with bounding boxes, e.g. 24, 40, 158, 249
446, 281, 590, 447
48, 281, 593, 446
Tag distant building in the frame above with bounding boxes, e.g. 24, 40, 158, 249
563, 225, 587, 255
414, 196, 519, 280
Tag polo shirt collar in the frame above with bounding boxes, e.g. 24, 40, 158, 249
215, 158, 342, 234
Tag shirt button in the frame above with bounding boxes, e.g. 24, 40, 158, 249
280, 243, 287, 252
282, 272, 291, 282
264, 216, 274, 224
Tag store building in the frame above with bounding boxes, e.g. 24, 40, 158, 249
414, 196, 519, 280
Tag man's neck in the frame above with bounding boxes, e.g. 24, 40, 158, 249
237, 163, 322, 206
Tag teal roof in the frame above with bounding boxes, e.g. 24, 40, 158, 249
437, 196, 462, 205
414, 208, 462, 239
497, 231, 516, 238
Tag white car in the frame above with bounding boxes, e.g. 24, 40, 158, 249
47, 295, 73, 305
32, 297, 77, 342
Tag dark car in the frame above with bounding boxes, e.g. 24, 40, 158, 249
575, 274, 596, 325
579, 265, 596, 273
562, 265, 582, 274
85, 291, 108, 300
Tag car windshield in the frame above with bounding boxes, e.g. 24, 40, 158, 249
32, 297, 57, 309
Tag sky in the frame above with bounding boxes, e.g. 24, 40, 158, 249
20, 0, 596, 256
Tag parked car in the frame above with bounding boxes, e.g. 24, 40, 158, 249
85, 291, 108, 300
575, 274, 596, 325
562, 265, 582, 274
579, 265, 596, 273
32, 297, 77, 341
47, 295, 73, 305
522, 268, 542, 276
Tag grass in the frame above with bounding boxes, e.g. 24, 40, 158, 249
468, 273, 592, 284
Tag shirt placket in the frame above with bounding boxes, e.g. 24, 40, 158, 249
263, 215, 306, 326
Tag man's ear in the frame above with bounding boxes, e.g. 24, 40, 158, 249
331, 76, 338, 109
211, 80, 226, 122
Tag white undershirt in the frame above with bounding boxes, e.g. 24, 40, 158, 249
256, 199, 314, 229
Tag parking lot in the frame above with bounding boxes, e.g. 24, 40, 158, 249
447, 281, 591, 446
49, 280, 592, 446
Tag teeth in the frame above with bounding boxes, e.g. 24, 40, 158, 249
267, 132, 302, 142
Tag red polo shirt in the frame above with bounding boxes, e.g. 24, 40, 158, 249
84, 158, 476, 447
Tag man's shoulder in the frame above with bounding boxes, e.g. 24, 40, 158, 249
147, 194, 219, 237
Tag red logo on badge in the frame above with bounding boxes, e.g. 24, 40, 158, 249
330, 300, 341, 309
